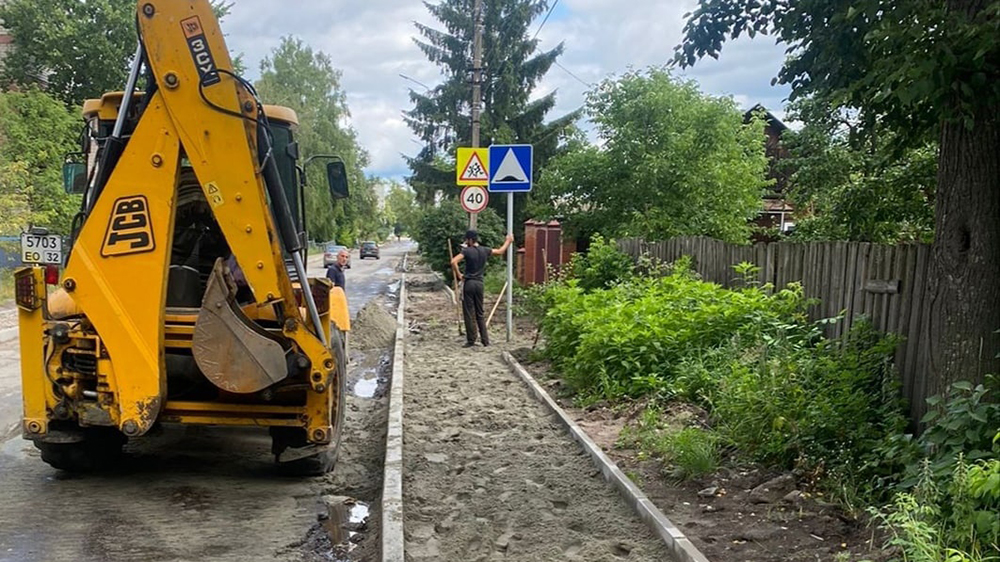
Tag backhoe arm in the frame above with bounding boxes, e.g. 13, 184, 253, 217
59, 0, 336, 439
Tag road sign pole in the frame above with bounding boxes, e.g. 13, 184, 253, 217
470, 0, 483, 231
487, 143, 532, 343
506, 192, 513, 342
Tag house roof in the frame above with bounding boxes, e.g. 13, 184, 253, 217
744, 103, 788, 134
762, 198, 794, 213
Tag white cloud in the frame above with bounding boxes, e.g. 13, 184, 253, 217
221, 0, 791, 179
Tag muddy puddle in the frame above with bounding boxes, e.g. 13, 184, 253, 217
314, 497, 371, 560
387, 280, 401, 295
350, 352, 391, 399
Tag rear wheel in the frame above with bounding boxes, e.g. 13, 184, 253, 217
34, 427, 128, 472
272, 329, 348, 476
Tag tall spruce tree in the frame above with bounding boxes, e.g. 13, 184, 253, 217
405, 0, 578, 224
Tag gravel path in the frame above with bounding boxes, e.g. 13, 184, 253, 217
402, 285, 672, 561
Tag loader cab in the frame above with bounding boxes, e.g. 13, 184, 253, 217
258, 107, 349, 263
67, 93, 349, 304
69, 95, 346, 246
65, 92, 146, 206
261, 105, 306, 238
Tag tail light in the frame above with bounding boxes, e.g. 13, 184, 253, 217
44, 265, 60, 285
14, 268, 40, 311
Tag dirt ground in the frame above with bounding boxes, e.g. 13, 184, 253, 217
400, 272, 673, 562
297, 300, 401, 562
510, 358, 894, 562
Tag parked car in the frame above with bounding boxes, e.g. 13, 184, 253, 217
359, 241, 380, 260
323, 243, 351, 268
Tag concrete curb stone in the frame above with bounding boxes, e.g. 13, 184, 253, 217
501, 352, 711, 562
432, 271, 456, 305
381, 264, 407, 562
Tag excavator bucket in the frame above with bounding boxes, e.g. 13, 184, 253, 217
193, 259, 290, 393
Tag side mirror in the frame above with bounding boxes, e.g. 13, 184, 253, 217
62, 154, 88, 195
327, 161, 349, 200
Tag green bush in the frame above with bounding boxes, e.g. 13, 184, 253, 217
918, 381, 1000, 478
412, 199, 504, 281
707, 320, 908, 497
658, 427, 720, 480
568, 234, 634, 291
483, 266, 507, 295
883, 379, 1000, 490
539, 259, 807, 401
869, 383, 1000, 561
537, 257, 912, 503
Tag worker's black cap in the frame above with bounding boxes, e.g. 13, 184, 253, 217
465, 229, 478, 241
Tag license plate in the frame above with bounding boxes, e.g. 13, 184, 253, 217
20, 233, 62, 265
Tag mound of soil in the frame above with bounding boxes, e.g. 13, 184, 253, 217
349, 302, 397, 351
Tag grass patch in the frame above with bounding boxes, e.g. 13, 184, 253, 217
483, 266, 507, 296
619, 406, 720, 481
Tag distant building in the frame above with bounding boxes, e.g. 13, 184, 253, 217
744, 104, 794, 238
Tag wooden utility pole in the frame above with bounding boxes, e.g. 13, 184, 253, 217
469, 0, 483, 230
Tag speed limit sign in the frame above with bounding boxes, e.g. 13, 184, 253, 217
460, 185, 489, 214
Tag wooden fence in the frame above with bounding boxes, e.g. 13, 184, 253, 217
617, 236, 933, 424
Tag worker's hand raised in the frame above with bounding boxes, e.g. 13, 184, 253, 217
505, 233, 514, 243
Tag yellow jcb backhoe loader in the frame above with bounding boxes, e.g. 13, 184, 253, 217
15, 0, 353, 475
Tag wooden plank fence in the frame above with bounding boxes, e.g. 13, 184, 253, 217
618, 236, 932, 425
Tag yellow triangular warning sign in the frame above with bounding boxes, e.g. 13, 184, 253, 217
457, 148, 489, 185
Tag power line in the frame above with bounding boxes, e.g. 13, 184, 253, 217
554, 60, 592, 88
529, 1, 591, 88
399, 73, 431, 91
532, 0, 560, 41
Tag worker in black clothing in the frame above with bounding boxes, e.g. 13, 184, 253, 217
451, 230, 514, 347
326, 249, 349, 289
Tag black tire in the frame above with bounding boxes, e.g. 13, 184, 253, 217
34, 427, 127, 472
273, 329, 347, 476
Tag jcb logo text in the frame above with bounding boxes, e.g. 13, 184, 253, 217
180, 16, 221, 86
101, 196, 155, 257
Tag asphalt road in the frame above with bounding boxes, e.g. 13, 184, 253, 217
0, 313, 23, 444
0, 240, 411, 562
310, 239, 415, 316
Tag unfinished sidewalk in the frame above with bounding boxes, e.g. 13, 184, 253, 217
400, 279, 672, 561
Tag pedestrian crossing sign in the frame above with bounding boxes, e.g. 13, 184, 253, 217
456, 148, 489, 185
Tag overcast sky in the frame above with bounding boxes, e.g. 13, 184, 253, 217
223, 0, 791, 181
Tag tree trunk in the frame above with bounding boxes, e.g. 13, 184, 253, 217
925, 96, 1000, 402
